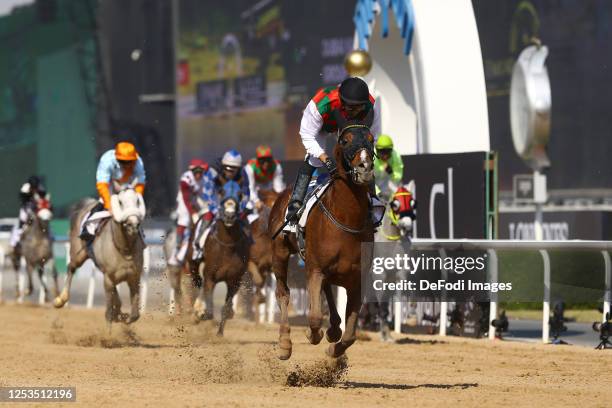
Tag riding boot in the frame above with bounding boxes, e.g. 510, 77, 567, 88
192, 218, 212, 261
286, 159, 315, 222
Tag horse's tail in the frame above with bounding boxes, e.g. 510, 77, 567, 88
69, 198, 98, 231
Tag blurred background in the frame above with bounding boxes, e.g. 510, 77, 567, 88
0, 0, 610, 227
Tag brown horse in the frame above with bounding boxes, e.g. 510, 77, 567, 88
247, 189, 279, 317
268, 117, 375, 360
194, 180, 250, 336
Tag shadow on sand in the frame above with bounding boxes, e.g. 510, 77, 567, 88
341, 382, 478, 390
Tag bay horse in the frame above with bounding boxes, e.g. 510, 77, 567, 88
54, 181, 146, 324
247, 189, 279, 317
194, 180, 250, 336
17, 197, 59, 301
268, 114, 375, 360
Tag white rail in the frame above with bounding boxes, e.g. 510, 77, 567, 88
397, 239, 612, 343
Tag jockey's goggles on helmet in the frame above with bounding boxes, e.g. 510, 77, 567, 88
118, 159, 135, 166
377, 148, 392, 156
223, 165, 239, 172
192, 167, 204, 174
342, 103, 365, 115
257, 157, 273, 164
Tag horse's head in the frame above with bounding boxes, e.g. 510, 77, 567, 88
333, 110, 375, 185
110, 181, 146, 237
35, 197, 53, 232
389, 183, 416, 236
219, 180, 241, 227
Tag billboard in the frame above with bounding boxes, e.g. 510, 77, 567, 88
177, 0, 356, 170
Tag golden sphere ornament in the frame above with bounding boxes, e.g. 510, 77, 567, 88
344, 49, 373, 77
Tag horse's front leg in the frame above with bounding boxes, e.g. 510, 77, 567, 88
306, 270, 324, 345
327, 284, 362, 358
272, 241, 292, 359
126, 275, 141, 324
218, 282, 238, 336
103, 275, 124, 323
54, 245, 88, 308
24, 263, 34, 296
37, 265, 50, 302
51, 263, 59, 297
323, 282, 342, 343
197, 269, 214, 321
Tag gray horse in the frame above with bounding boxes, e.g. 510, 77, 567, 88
54, 183, 146, 323
15, 206, 58, 301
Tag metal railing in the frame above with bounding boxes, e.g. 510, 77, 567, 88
395, 239, 612, 343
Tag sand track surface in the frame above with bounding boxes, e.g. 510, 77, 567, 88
1, 303, 611, 407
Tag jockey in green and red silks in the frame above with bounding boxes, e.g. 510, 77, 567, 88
245, 145, 286, 211
285, 77, 381, 223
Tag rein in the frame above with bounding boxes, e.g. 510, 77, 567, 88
317, 198, 367, 234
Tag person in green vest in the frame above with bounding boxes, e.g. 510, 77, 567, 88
374, 134, 404, 201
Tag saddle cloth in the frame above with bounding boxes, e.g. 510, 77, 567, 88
80, 210, 111, 236
283, 175, 332, 233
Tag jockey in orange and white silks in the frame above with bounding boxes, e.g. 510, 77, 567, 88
244, 145, 285, 211
285, 77, 382, 224
168, 159, 217, 266
79, 142, 146, 242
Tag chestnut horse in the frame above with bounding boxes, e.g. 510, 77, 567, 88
247, 189, 279, 316
268, 116, 375, 360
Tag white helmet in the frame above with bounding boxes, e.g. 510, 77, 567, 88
221, 149, 242, 168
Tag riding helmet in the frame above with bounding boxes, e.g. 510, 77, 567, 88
339, 77, 370, 105
222, 149, 243, 168
115, 142, 138, 161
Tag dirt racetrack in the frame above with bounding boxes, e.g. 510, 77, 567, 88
1, 303, 611, 407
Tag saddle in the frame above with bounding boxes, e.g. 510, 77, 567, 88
283, 173, 332, 260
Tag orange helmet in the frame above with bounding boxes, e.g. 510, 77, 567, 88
256, 145, 273, 159
115, 142, 138, 161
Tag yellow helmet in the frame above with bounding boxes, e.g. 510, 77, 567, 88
375, 134, 394, 150
115, 142, 138, 161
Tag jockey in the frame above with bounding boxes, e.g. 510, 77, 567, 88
168, 159, 216, 266
214, 149, 253, 216
10, 175, 50, 252
244, 144, 285, 210
192, 150, 251, 261
285, 76, 381, 223
79, 141, 146, 242
374, 134, 404, 201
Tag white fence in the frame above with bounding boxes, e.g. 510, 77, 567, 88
2, 238, 610, 344
398, 239, 612, 343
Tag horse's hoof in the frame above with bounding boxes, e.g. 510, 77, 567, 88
306, 328, 324, 345
278, 346, 292, 360
326, 344, 345, 359
53, 297, 65, 309
216, 330, 224, 337
127, 314, 140, 324
326, 326, 343, 343
116, 313, 130, 323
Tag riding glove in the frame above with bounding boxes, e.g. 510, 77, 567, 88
324, 158, 337, 176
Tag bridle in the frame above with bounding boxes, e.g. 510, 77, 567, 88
336, 124, 375, 183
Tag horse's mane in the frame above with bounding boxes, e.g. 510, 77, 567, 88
70, 198, 98, 231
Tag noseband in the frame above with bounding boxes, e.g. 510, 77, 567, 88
337, 124, 375, 181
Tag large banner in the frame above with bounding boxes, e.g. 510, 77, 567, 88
177, 0, 355, 170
